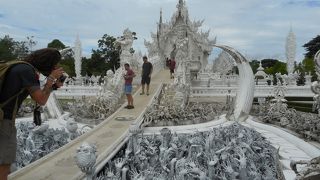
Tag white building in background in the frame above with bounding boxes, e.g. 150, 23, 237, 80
74, 35, 82, 79
285, 27, 296, 74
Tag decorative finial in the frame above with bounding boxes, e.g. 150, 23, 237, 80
75, 142, 97, 180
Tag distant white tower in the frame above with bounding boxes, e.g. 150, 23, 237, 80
74, 35, 82, 78
285, 27, 296, 74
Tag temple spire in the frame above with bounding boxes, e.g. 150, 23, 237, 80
179, 0, 183, 7
157, 8, 163, 43
177, 0, 183, 15
74, 34, 82, 79
160, 8, 163, 24
286, 26, 296, 74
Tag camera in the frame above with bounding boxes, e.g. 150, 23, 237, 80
33, 105, 42, 126
52, 74, 67, 90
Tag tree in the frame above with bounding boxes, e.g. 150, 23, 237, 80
47, 39, 66, 50
85, 50, 109, 76
26, 36, 37, 52
264, 61, 287, 75
261, 59, 278, 68
302, 57, 317, 82
249, 60, 260, 74
0, 35, 16, 61
303, 35, 320, 58
47, 39, 75, 76
97, 34, 121, 71
0, 35, 32, 61
294, 62, 305, 85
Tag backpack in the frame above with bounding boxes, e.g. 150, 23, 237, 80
0, 60, 33, 122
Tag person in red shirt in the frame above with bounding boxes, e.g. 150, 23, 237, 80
123, 63, 136, 109
170, 58, 176, 79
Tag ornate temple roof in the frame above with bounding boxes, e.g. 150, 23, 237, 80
255, 61, 268, 78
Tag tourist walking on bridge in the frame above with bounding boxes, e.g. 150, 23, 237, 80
0, 48, 64, 180
140, 56, 153, 96
123, 63, 135, 109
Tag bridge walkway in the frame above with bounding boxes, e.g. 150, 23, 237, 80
9, 69, 172, 180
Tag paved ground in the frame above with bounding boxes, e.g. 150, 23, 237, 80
9, 69, 172, 180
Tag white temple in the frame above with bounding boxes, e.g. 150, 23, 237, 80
9, 1, 320, 180
145, 0, 216, 78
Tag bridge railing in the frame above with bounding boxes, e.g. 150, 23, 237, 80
92, 83, 165, 178
192, 85, 314, 97
55, 82, 314, 99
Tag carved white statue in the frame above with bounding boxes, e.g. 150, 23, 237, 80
75, 142, 97, 180
114, 28, 136, 65
103, 70, 115, 93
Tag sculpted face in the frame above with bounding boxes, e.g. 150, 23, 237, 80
106, 70, 114, 78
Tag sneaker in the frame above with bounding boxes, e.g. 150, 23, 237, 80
146, 93, 149, 96
128, 105, 134, 109
140, 92, 145, 95
124, 105, 130, 109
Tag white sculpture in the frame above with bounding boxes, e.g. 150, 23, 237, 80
103, 70, 115, 93
212, 51, 234, 75
66, 118, 78, 140
75, 142, 97, 180
174, 23, 189, 65
254, 61, 268, 85
114, 28, 136, 66
305, 72, 312, 85
15, 120, 73, 169
97, 124, 284, 180
312, 50, 320, 116
213, 45, 255, 121
291, 156, 320, 180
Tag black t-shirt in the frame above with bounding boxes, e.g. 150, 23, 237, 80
0, 64, 40, 120
142, 62, 153, 76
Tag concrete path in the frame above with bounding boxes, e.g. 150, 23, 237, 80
9, 69, 172, 180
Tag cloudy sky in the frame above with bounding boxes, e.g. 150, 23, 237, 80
0, 0, 319, 62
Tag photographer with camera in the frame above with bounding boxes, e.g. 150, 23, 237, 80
0, 48, 64, 180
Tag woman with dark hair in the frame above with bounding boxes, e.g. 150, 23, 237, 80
0, 48, 64, 180
24, 48, 62, 76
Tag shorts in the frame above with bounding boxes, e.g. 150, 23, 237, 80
141, 75, 151, 85
0, 119, 17, 165
124, 84, 132, 94
170, 69, 174, 73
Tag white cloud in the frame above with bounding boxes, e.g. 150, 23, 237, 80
0, 0, 319, 61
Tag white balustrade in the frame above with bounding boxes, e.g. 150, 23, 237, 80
54, 86, 101, 98
192, 85, 313, 97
